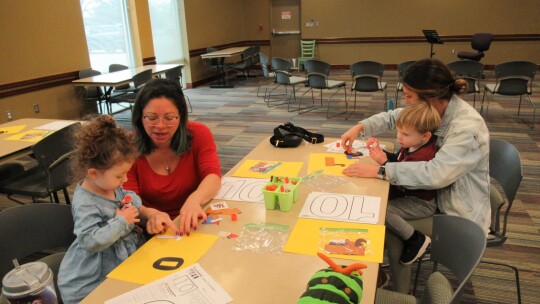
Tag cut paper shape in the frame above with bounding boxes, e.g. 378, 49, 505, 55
308, 153, 355, 176
283, 218, 385, 263
299, 192, 381, 224
0, 125, 26, 135
232, 159, 303, 178
5, 129, 52, 142
214, 177, 267, 203
105, 264, 233, 304
107, 231, 218, 285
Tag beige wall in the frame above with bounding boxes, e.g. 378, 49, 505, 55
0, 0, 89, 123
300, 0, 540, 65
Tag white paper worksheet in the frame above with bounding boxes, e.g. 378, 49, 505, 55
299, 192, 381, 224
214, 177, 266, 203
105, 263, 233, 304
34, 120, 78, 131
324, 140, 386, 156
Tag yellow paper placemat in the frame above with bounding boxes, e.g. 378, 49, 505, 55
107, 232, 218, 284
5, 129, 52, 142
307, 153, 356, 176
232, 159, 303, 178
283, 218, 385, 263
0, 125, 26, 135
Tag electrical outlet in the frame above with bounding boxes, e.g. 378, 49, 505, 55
33, 104, 40, 113
5, 110, 13, 121
451, 49, 455, 54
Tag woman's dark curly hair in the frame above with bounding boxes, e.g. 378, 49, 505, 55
131, 78, 192, 155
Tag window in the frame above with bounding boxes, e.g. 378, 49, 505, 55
148, 0, 184, 64
80, 0, 135, 73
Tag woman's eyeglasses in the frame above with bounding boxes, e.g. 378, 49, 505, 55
143, 115, 179, 126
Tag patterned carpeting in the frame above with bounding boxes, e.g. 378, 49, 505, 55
1, 68, 539, 303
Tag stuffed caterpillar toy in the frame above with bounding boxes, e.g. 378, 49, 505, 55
297, 252, 367, 304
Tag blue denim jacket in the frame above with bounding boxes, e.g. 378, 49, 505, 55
58, 184, 143, 304
361, 95, 491, 232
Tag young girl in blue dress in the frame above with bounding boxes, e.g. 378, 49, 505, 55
58, 115, 148, 303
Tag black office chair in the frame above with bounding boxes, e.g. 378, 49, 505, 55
0, 203, 75, 303
165, 65, 192, 113
376, 215, 487, 304
0, 122, 81, 204
447, 60, 484, 108
480, 61, 537, 128
457, 33, 494, 62
78, 68, 105, 114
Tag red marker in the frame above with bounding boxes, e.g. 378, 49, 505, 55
122, 195, 132, 207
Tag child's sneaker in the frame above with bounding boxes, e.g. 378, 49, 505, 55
400, 231, 431, 265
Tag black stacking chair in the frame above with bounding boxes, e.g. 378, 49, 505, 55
481, 61, 537, 128
349, 61, 387, 118
484, 139, 523, 303
376, 215, 486, 304
0, 122, 81, 204
78, 68, 105, 114
299, 59, 347, 118
395, 61, 416, 101
266, 57, 306, 110
165, 65, 192, 113
457, 33, 494, 62
107, 69, 153, 112
0, 203, 75, 302
447, 60, 484, 108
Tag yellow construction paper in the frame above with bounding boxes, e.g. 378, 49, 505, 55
232, 159, 303, 178
5, 129, 52, 142
107, 232, 218, 284
308, 153, 356, 176
283, 218, 385, 263
0, 125, 26, 135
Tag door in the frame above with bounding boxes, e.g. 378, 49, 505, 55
270, 0, 300, 65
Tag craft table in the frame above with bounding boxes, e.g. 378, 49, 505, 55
82, 137, 391, 304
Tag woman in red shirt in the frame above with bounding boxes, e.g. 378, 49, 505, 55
124, 78, 222, 236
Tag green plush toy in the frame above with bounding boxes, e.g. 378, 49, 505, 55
297, 252, 367, 304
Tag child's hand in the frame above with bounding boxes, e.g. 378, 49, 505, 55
117, 205, 140, 225
366, 137, 379, 149
369, 143, 388, 165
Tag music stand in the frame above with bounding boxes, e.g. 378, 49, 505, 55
423, 30, 444, 58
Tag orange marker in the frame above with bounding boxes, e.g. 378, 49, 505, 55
231, 214, 237, 221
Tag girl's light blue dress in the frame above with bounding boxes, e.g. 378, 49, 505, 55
58, 183, 144, 304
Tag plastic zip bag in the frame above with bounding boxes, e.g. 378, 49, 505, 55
233, 223, 289, 255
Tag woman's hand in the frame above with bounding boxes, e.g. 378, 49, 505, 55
342, 163, 379, 178
144, 209, 177, 235
116, 205, 140, 224
178, 197, 207, 236
369, 142, 388, 165
340, 124, 364, 151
